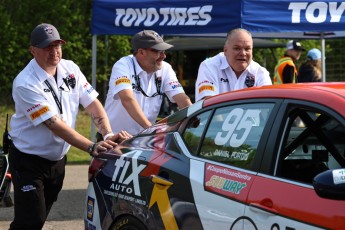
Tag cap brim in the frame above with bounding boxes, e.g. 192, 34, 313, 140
151, 42, 173, 51
296, 47, 306, 51
35, 39, 66, 48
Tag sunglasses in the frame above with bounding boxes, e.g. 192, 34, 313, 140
146, 48, 165, 55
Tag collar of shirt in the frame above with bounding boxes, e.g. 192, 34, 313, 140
31, 59, 51, 82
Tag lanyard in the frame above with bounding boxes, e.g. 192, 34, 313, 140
44, 80, 63, 114
131, 58, 162, 97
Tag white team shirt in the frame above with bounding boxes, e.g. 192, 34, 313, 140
195, 52, 272, 102
104, 55, 185, 135
10, 59, 98, 161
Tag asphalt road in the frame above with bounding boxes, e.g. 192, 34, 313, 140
0, 164, 89, 229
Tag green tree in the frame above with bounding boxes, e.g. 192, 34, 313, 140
0, 0, 131, 104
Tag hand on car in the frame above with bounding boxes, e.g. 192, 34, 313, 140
106, 130, 133, 143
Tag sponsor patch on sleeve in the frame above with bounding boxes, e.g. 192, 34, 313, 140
30, 106, 49, 120
198, 85, 214, 93
168, 81, 182, 89
115, 77, 131, 86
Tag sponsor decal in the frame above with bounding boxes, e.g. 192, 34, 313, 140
20, 184, 36, 192
198, 85, 214, 93
114, 5, 213, 28
169, 81, 182, 89
103, 190, 147, 205
198, 80, 213, 86
30, 106, 49, 120
26, 104, 41, 113
87, 197, 95, 221
110, 150, 146, 196
83, 82, 95, 94
205, 164, 250, 197
289, 2, 345, 23
333, 169, 345, 184
115, 77, 131, 85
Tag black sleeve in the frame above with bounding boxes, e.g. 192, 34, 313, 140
282, 64, 295, 83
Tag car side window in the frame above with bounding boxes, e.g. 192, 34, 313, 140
183, 103, 274, 170
277, 108, 345, 184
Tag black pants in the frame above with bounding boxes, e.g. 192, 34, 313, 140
8, 144, 66, 230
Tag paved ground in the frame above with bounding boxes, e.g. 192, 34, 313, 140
0, 165, 89, 229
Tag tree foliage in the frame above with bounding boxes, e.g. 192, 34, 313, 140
0, 0, 131, 104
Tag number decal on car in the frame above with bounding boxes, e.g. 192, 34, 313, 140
215, 108, 261, 147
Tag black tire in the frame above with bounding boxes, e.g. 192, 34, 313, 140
110, 216, 148, 230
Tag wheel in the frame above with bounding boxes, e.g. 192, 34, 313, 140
110, 216, 148, 230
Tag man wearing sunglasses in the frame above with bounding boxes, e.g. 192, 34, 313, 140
104, 30, 192, 136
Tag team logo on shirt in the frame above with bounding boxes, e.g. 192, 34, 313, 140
115, 76, 131, 86
30, 106, 49, 120
66, 74, 76, 89
245, 74, 255, 87
220, 78, 229, 83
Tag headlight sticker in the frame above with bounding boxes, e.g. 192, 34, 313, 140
87, 196, 95, 221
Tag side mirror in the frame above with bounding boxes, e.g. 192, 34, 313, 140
313, 169, 345, 200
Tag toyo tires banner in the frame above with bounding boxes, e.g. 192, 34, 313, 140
92, 0, 345, 36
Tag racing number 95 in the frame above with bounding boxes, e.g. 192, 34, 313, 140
215, 108, 261, 147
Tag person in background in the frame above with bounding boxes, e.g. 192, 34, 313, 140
104, 30, 192, 136
195, 28, 271, 102
8, 23, 131, 229
297, 48, 322, 82
274, 40, 306, 84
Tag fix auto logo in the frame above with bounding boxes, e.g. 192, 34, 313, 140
110, 150, 146, 196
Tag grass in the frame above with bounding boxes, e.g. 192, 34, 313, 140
0, 105, 92, 164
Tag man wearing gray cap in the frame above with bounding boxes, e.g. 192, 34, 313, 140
104, 30, 192, 136
8, 23, 131, 229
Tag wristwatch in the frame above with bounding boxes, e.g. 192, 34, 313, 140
88, 142, 96, 156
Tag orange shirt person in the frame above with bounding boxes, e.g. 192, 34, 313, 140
274, 40, 305, 84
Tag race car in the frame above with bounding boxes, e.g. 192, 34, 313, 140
84, 83, 345, 230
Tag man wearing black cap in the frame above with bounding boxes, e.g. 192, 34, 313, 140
104, 30, 192, 136
8, 23, 131, 229
274, 40, 306, 84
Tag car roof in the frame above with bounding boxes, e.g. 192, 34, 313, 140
203, 83, 345, 116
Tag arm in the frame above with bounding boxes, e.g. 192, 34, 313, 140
85, 99, 113, 137
118, 89, 152, 129
43, 114, 115, 156
86, 99, 132, 142
173, 93, 192, 110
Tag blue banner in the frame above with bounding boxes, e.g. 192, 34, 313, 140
242, 0, 345, 33
92, 0, 345, 36
91, 0, 241, 35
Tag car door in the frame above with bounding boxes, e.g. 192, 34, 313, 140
246, 100, 345, 230
181, 100, 277, 230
